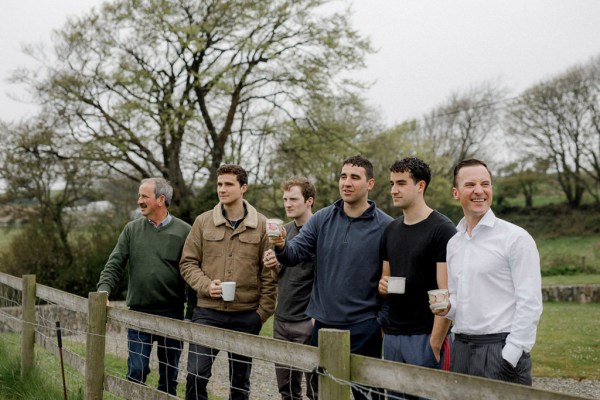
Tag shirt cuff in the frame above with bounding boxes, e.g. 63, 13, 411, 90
445, 300, 456, 320
502, 341, 523, 367
97, 285, 110, 295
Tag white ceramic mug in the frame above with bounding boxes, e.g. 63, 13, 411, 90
387, 276, 406, 294
221, 281, 236, 301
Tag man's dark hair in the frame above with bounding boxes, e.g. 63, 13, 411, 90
281, 176, 316, 208
217, 164, 248, 186
389, 157, 431, 193
452, 159, 493, 188
342, 155, 374, 180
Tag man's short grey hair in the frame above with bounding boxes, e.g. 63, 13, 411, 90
142, 178, 174, 207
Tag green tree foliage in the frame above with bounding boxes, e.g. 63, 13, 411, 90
360, 121, 417, 215
0, 117, 127, 295
362, 121, 462, 220
13, 0, 372, 221
264, 93, 379, 213
0, 117, 99, 269
496, 158, 551, 208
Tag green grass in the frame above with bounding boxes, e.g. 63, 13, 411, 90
543, 274, 600, 286
532, 302, 600, 379
260, 316, 274, 337
0, 333, 85, 400
537, 236, 600, 276
0, 335, 221, 399
0, 228, 20, 254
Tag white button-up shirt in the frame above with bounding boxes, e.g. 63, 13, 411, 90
446, 209, 543, 366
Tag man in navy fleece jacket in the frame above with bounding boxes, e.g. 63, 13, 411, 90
268, 155, 392, 400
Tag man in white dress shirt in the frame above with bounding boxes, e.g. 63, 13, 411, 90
433, 159, 542, 385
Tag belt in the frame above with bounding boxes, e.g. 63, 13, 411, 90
454, 332, 509, 344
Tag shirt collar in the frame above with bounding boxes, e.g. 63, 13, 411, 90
457, 208, 496, 234
148, 212, 172, 228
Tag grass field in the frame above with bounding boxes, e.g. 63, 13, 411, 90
532, 302, 600, 379
542, 274, 600, 285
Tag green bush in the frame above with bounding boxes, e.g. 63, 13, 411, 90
0, 215, 128, 299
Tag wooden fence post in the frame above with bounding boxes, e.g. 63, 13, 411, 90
21, 274, 36, 379
318, 329, 351, 400
85, 291, 107, 400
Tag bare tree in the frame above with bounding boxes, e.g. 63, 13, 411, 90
507, 57, 600, 207
415, 81, 506, 178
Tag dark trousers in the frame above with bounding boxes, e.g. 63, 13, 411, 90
383, 333, 451, 400
186, 307, 263, 400
451, 333, 532, 385
273, 318, 317, 400
309, 317, 384, 400
126, 311, 183, 396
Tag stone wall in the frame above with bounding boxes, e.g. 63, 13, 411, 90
542, 284, 600, 303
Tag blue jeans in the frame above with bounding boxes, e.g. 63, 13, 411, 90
127, 312, 183, 395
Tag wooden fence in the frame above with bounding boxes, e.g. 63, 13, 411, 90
0, 272, 588, 400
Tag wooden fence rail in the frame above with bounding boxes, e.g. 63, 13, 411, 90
0, 272, 588, 400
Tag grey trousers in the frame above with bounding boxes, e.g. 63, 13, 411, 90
451, 333, 532, 385
273, 318, 317, 400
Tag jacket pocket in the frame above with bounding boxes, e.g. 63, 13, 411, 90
237, 232, 261, 260
203, 230, 225, 257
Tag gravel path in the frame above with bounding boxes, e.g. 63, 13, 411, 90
87, 330, 600, 399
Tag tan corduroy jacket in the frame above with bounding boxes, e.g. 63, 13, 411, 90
179, 200, 277, 322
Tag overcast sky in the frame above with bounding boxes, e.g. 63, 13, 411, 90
1, 0, 600, 126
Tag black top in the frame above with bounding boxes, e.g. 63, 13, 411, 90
380, 210, 456, 334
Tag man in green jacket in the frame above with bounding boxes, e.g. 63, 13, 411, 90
97, 178, 191, 395
180, 164, 277, 400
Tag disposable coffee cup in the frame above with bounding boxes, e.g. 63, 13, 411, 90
428, 289, 449, 310
387, 276, 406, 294
221, 282, 236, 302
266, 218, 283, 238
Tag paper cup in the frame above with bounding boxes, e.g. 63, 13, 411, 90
428, 289, 449, 310
266, 218, 283, 238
